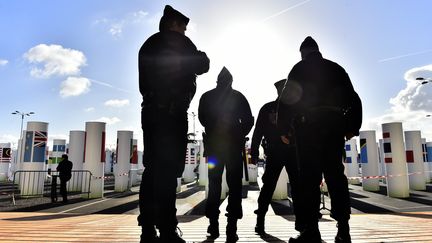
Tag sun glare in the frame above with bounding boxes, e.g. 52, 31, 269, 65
207, 21, 296, 114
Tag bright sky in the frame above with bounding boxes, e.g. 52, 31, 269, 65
1, 0, 432, 150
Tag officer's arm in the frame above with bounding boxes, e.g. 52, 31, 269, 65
198, 94, 208, 128
250, 107, 265, 161
341, 71, 363, 137
184, 37, 210, 75
193, 51, 210, 75
138, 47, 147, 96
239, 94, 254, 136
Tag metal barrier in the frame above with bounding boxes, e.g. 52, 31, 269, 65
12, 170, 92, 205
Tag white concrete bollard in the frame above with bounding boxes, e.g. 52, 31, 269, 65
404, 131, 426, 190
114, 131, 132, 192
382, 122, 409, 198
422, 139, 431, 183
68, 131, 85, 192
21, 122, 48, 196
0, 143, 12, 181
183, 143, 197, 183
359, 131, 380, 191
272, 167, 288, 200
82, 122, 106, 198
344, 139, 360, 185
198, 141, 208, 186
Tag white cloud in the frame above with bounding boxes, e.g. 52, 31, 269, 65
84, 107, 95, 112
94, 117, 121, 125
95, 10, 149, 38
104, 99, 130, 107
24, 44, 86, 78
59, 76, 91, 98
0, 59, 8, 66
389, 64, 432, 112
363, 64, 432, 140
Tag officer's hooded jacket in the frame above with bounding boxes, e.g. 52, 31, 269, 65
138, 5, 210, 113
198, 67, 254, 155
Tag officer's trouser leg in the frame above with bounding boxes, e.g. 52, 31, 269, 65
323, 139, 351, 222
205, 155, 224, 220
256, 157, 284, 215
225, 151, 244, 220
297, 144, 323, 230
284, 150, 305, 232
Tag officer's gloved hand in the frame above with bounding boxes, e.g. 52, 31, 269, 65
280, 135, 290, 145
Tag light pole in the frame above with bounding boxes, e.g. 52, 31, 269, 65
188, 112, 197, 140
11, 111, 34, 169
191, 112, 197, 138
415, 77, 431, 118
11, 111, 35, 140
416, 77, 432, 85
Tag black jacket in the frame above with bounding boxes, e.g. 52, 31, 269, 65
198, 86, 254, 155
281, 51, 362, 135
251, 101, 290, 160
139, 30, 209, 112
57, 159, 73, 180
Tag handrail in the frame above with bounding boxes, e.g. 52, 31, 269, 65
11, 170, 92, 205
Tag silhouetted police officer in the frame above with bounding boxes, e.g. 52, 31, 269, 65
198, 67, 254, 242
138, 5, 209, 243
56, 154, 73, 203
251, 79, 304, 235
280, 36, 362, 243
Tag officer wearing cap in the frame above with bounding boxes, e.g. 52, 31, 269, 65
138, 5, 209, 243
280, 36, 362, 243
251, 79, 304, 235
198, 67, 254, 242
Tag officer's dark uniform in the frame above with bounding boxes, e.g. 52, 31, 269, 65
281, 37, 362, 243
251, 80, 303, 234
198, 67, 253, 241
56, 154, 73, 203
137, 5, 209, 243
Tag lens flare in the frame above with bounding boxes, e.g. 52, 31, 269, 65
208, 156, 217, 169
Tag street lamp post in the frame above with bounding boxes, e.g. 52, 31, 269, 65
11, 111, 35, 164
415, 77, 431, 118
416, 77, 432, 85
11, 111, 35, 140
191, 112, 196, 138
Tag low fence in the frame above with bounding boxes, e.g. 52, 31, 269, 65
12, 170, 92, 205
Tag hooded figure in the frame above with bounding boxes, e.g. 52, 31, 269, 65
138, 5, 209, 243
282, 36, 362, 243
159, 5, 190, 31
198, 67, 253, 241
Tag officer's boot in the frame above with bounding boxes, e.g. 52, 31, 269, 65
140, 225, 158, 243
254, 213, 265, 235
206, 217, 219, 239
226, 218, 239, 242
289, 223, 322, 243
335, 221, 352, 243
159, 227, 185, 243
